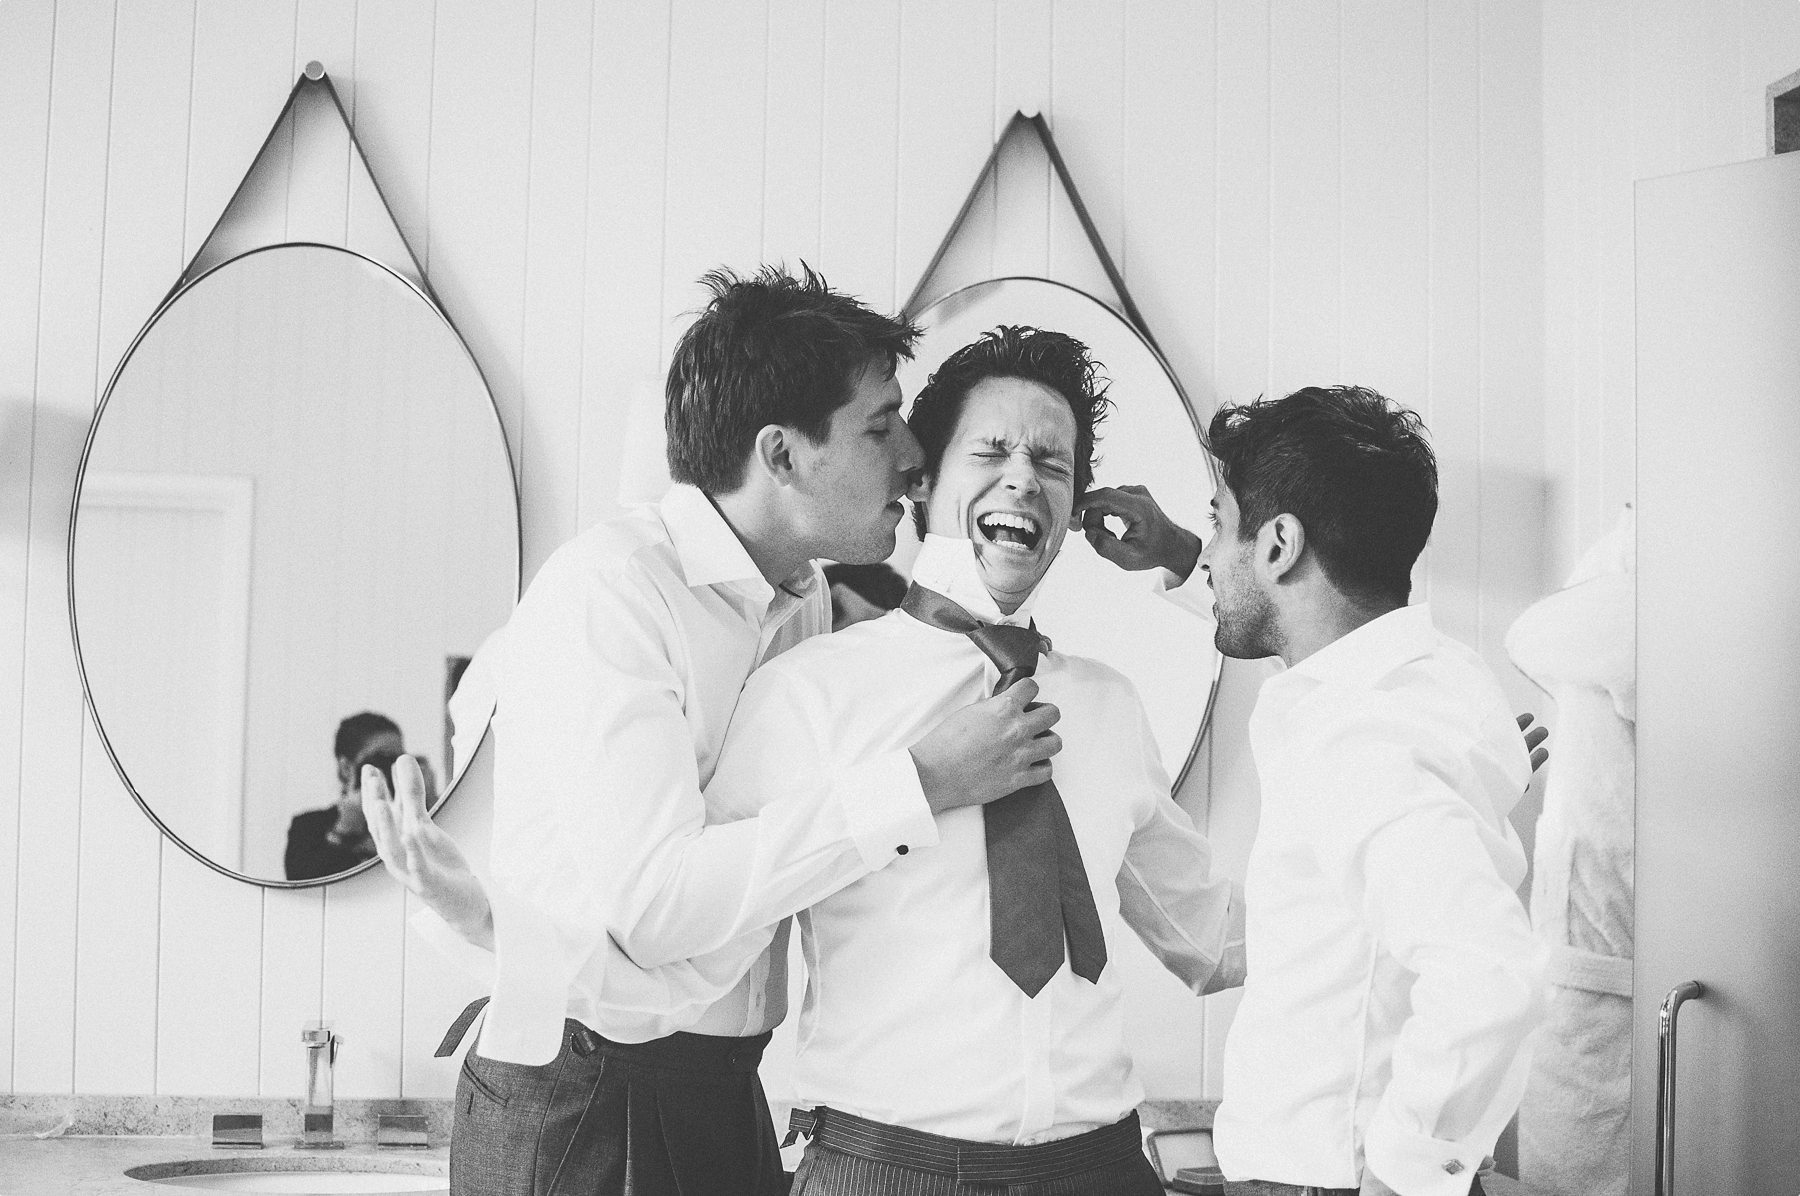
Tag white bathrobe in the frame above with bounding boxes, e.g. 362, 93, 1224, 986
1504, 508, 1635, 1196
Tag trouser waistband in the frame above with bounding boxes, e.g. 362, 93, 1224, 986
435, 996, 770, 1072
785, 1105, 1145, 1185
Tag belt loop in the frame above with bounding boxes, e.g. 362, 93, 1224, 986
782, 1107, 822, 1148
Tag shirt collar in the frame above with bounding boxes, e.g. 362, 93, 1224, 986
658, 483, 778, 599
1282, 603, 1439, 691
909, 533, 1043, 627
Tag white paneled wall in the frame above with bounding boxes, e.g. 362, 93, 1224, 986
2, 0, 1550, 1100
1540, 0, 1800, 583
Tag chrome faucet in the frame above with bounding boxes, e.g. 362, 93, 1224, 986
296, 1023, 344, 1149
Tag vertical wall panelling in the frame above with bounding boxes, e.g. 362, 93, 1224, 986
185, 0, 300, 269
424, 1, 534, 485
990, 0, 1052, 278
288, 0, 359, 247
1339, 4, 1429, 421
1266, 0, 1341, 392
321, 875, 406, 1099
1211, 1, 1271, 408
764, 0, 827, 270
260, 888, 326, 1098
1475, 1, 1544, 669
1120, 0, 1216, 417
1047, 1, 1124, 304
0, 0, 56, 1091
578, 3, 672, 523
661, 0, 770, 371
71, 0, 198, 1099
820, 1, 902, 310
518, 0, 595, 565
157, 849, 263, 1093
72, 726, 164, 1094
349, 0, 437, 272
1425, 0, 1482, 648
12, 0, 118, 1096
895, 0, 996, 303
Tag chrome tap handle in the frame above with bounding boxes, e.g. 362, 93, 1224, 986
1654, 980, 1705, 1196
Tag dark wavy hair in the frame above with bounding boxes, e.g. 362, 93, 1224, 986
334, 711, 400, 762
905, 326, 1111, 538
1206, 385, 1437, 608
663, 264, 920, 494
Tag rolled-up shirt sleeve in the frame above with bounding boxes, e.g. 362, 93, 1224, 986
1303, 711, 1546, 1196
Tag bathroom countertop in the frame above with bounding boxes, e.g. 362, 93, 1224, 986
0, 1135, 448, 1196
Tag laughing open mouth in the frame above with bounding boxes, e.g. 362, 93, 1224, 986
976, 512, 1042, 551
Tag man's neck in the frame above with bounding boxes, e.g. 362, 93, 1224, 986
1277, 596, 1401, 667
708, 487, 809, 589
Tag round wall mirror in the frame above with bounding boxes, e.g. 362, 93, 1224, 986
895, 277, 1221, 786
70, 243, 519, 886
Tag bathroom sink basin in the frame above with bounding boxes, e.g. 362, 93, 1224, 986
124, 1157, 447, 1193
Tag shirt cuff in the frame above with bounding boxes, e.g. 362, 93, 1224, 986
407, 904, 496, 985
836, 749, 940, 870
1151, 566, 1216, 622
479, 886, 587, 1065
1363, 1103, 1489, 1196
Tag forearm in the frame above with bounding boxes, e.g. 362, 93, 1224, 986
613, 750, 936, 968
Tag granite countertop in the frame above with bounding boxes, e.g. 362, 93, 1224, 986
0, 1136, 449, 1196
0, 1096, 449, 1196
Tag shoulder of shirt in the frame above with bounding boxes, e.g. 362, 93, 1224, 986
1289, 635, 1513, 763
739, 610, 905, 691
518, 508, 681, 606
1045, 648, 1138, 694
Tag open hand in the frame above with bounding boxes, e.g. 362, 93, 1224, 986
362, 754, 495, 949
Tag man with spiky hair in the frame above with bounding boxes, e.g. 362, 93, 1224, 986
713, 325, 1243, 1195
392, 266, 1064, 1196
1078, 387, 1545, 1196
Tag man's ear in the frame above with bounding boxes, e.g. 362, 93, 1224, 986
1259, 513, 1306, 584
751, 424, 799, 487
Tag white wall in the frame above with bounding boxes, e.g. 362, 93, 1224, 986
1541, 0, 1800, 583
1, 0, 1547, 1100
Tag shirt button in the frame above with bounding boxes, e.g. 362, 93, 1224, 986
895, 845, 909, 856
1443, 1160, 1466, 1175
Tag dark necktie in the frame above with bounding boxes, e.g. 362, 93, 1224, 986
901, 583, 1107, 996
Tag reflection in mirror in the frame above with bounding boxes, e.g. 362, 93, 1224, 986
895, 277, 1220, 784
71, 244, 518, 886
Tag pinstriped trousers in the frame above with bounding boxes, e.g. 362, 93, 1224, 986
788, 1144, 1163, 1195
783, 1110, 1163, 1196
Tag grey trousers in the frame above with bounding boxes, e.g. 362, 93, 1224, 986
1224, 1178, 1485, 1196
786, 1107, 1161, 1196
449, 1020, 786, 1196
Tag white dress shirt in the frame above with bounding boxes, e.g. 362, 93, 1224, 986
474, 484, 939, 1063
1200, 602, 1546, 1196
706, 534, 1242, 1145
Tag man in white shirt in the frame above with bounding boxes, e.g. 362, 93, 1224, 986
376, 325, 1244, 1195
1076, 387, 1547, 1196
384, 266, 1065, 1196
707, 325, 1244, 1194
